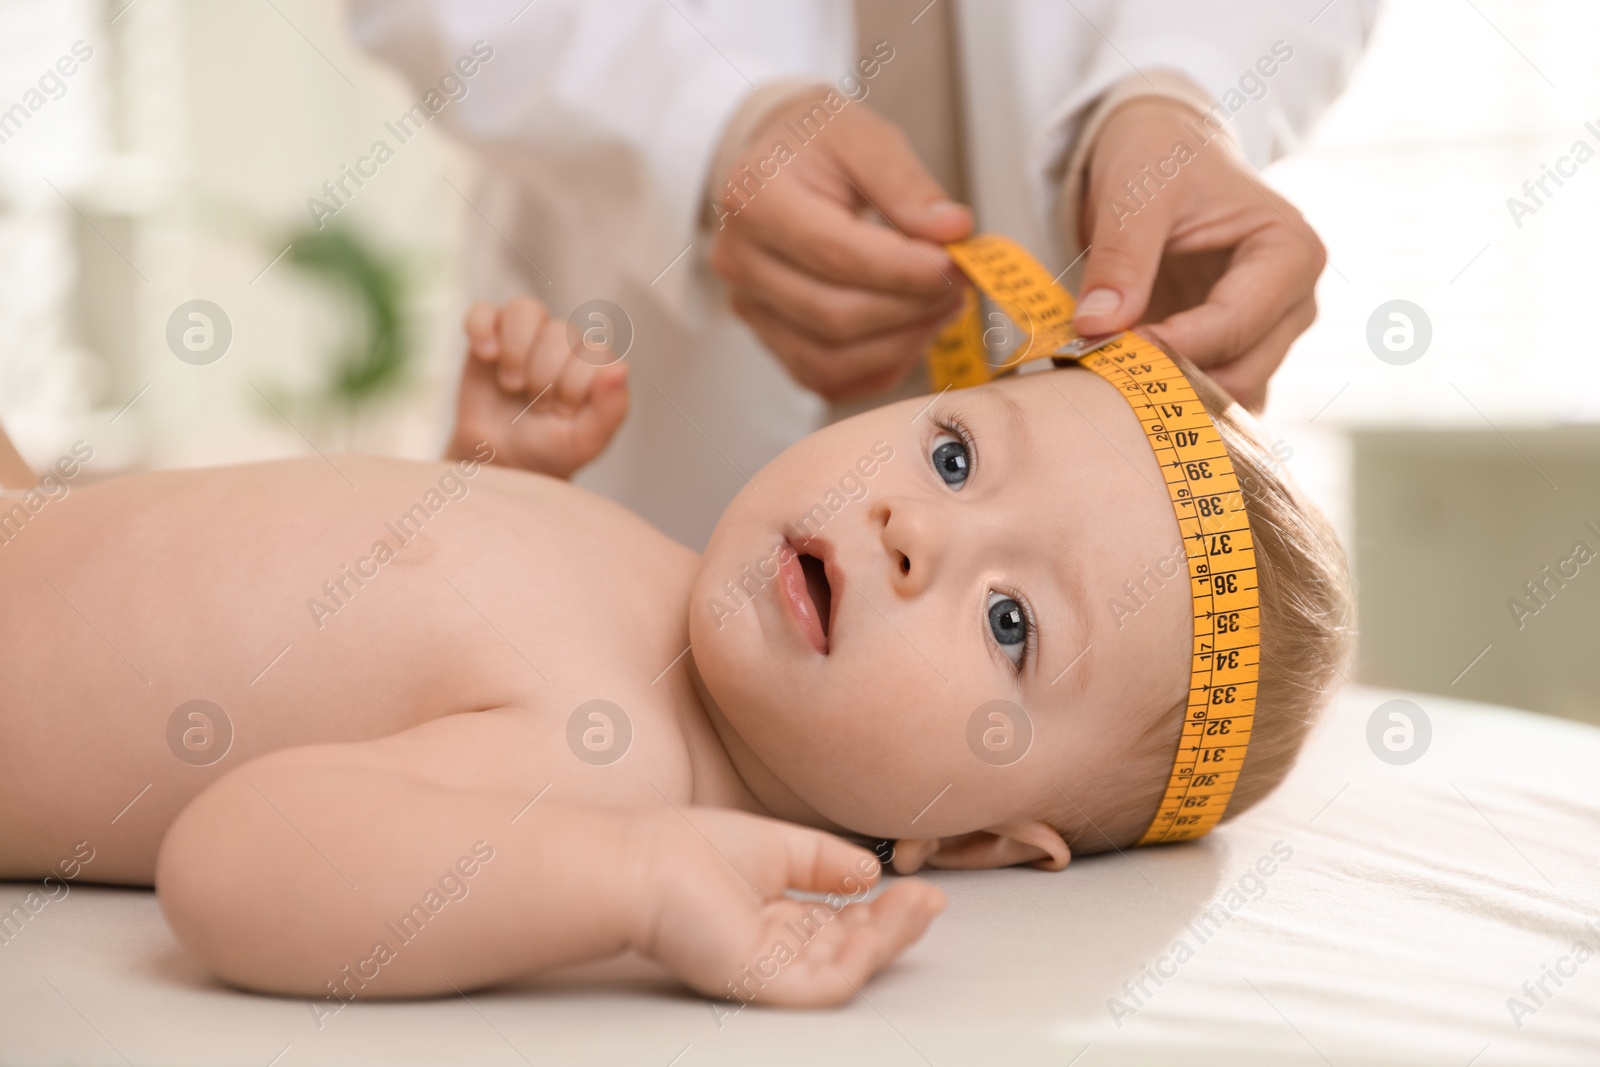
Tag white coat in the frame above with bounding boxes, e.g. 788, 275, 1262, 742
349, 0, 1376, 548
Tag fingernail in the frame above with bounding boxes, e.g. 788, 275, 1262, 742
928, 199, 962, 216
1076, 288, 1121, 319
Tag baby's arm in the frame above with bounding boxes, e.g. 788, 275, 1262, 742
0, 421, 37, 489
447, 297, 629, 478
156, 710, 940, 1006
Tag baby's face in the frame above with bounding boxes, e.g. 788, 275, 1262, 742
691, 367, 1193, 841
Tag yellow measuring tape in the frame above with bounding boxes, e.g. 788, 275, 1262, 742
929, 235, 1260, 845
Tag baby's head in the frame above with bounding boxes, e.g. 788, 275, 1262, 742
690, 351, 1351, 871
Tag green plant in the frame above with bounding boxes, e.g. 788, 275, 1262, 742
258, 224, 412, 426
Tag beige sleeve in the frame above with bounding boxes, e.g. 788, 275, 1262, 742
701, 79, 834, 229
1055, 69, 1239, 264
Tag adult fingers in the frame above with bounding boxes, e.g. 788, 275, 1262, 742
1149, 218, 1324, 370
1164, 294, 1317, 413
828, 113, 972, 244
1072, 186, 1177, 336
726, 104, 969, 298
731, 293, 945, 401
739, 189, 960, 299
713, 236, 963, 344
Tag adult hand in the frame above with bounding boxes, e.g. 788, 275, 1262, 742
1071, 98, 1326, 411
710, 93, 973, 402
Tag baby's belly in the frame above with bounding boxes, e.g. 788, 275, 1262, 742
0, 456, 694, 883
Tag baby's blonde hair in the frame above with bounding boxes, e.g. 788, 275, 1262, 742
1050, 350, 1355, 853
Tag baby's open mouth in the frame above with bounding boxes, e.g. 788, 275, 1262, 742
798, 551, 832, 641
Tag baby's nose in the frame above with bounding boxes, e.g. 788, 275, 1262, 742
873, 498, 941, 596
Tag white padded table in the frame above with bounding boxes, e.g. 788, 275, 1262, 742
3, 686, 1598, 1066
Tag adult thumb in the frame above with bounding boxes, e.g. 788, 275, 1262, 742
833, 111, 972, 244
1073, 197, 1170, 335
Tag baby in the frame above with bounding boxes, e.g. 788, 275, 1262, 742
0, 295, 1350, 1011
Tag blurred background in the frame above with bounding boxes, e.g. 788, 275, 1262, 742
1, 0, 1596, 724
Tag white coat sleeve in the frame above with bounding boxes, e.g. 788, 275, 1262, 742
345, 0, 815, 303
1031, 0, 1380, 220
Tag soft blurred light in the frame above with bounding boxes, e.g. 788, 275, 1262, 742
1268, 0, 1600, 428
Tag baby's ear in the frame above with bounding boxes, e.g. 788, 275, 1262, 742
892, 820, 1071, 874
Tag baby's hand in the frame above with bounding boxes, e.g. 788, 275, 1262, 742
447, 297, 629, 478
629, 808, 945, 1007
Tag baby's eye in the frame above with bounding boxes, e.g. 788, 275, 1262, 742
987, 592, 1027, 666
930, 433, 969, 489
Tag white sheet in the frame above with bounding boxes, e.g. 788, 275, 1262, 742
3, 686, 1598, 1066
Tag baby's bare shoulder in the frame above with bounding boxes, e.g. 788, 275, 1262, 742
0, 454, 701, 880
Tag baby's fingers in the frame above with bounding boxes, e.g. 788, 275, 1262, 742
463, 301, 500, 360
833, 881, 944, 980
530, 317, 625, 405
496, 297, 549, 392
551, 333, 604, 408
558, 365, 629, 466
763, 881, 945, 1007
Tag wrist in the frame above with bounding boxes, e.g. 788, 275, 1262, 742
1056, 71, 1227, 256
616, 808, 673, 958
1084, 69, 1221, 144
1097, 94, 1207, 134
